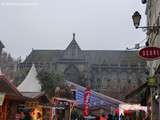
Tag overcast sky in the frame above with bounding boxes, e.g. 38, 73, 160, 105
0, 0, 146, 60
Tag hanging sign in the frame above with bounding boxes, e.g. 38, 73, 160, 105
139, 47, 160, 60
83, 87, 91, 117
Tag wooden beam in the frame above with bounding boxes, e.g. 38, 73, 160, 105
125, 82, 147, 99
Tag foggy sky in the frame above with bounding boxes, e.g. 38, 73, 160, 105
0, 0, 146, 60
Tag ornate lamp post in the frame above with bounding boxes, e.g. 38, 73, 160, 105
132, 11, 160, 33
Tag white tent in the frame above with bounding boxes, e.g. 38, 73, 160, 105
17, 64, 41, 92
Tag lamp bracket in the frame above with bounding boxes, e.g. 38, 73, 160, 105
137, 26, 160, 34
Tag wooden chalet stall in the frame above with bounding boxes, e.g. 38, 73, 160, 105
51, 97, 78, 120
20, 92, 50, 120
0, 74, 26, 120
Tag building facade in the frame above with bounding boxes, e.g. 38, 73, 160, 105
19, 34, 147, 100
144, 0, 160, 119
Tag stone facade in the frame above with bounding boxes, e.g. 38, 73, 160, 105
145, 0, 160, 76
145, 0, 160, 119
19, 34, 147, 100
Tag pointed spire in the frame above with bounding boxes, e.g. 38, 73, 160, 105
73, 33, 76, 40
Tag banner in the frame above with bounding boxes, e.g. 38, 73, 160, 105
83, 87, 91, 117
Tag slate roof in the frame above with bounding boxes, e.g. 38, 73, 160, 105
24, 50, 64, 63
83, 50, 144, 65
22, 36, 146, 66
23, 49, 145, 66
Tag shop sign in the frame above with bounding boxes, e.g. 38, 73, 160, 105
139, 47, 160, 60
0, 92, 5, 106
147, 76, 157, 87
83, 87, 91, 117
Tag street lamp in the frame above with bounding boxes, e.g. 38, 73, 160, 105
132, 11, 141, 29
132, 11, 160, 33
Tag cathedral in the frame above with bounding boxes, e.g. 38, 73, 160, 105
19, 34, 147, 100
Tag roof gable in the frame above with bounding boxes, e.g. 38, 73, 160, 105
62, 33, 85, 59
66, 33, 81, 50
0, 75, 22, 97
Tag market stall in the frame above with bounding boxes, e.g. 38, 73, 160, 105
0, 75, 26, 120
17, 64, 51, 120
51, 97, 78, 120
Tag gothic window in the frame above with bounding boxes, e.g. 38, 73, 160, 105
97, 78, 101, 89
64, 65, 80, 84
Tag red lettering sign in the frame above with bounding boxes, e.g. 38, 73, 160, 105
83, 87, 91, 117
139, 47, 160, 60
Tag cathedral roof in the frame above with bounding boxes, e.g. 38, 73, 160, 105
83, 50, 144, 65
23, 49, 145, 66
22, 34, 145, 66
17, 64, 41, 92
23, 50, 63, 63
